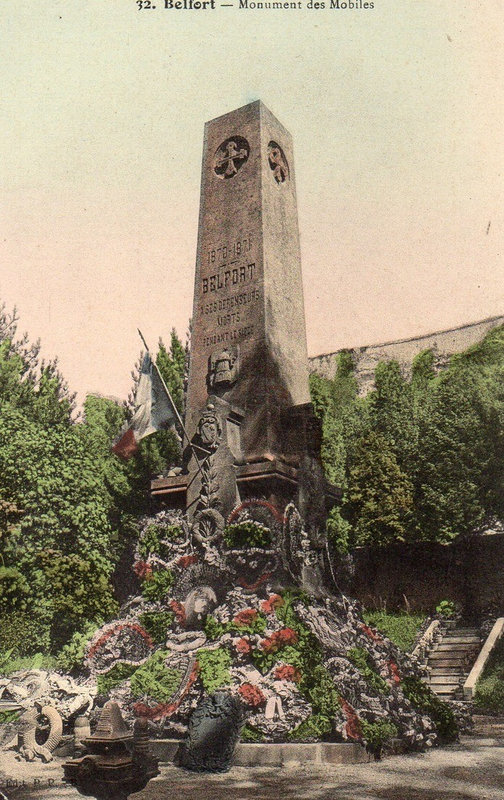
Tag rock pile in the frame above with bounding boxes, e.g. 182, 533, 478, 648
83, 502, 458, 755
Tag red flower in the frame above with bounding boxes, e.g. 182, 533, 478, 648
176, 555, 199, 568
260, 627, 298, 654
235, 638, 252, 655
133, 561, 153, 581
233, 609, 258, 627
261, 594, 284, 614
359, 623, 383, 644
274, 664, 301, 683
388, 660, 401, 685
169, 600, 186, 625
338, 697, 362, 740
238, 683, 266, 707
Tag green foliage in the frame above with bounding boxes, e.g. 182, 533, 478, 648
0, 567, 30, 612
0, 710, 20, 724
240, 724, 265, 742
138, 524, 183, 560
347, 647, 389, 695
474, 636, 504, 712
361, 718, 398, 752
436, 600, 456, 619
402, 677, 458, 741
140, 569, 174, 602
288, 713, 333, 741
97, 663, 138, 696
32, 550, 118, 651
196, 647, 232, 694
310, 325, 504, 549
0, 652, 57, 676
0, 611, 51, 658
0, 304, 187, 656
223, 522, 272, 549
203, 615, 228, 641
139, 611, 174, 644
362, 611, 426, 652
129, 650, 182, 701
56, 622, 100, 673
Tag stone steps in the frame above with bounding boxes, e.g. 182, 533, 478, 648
426, 626, 480, 699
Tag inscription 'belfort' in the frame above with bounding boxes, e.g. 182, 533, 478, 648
202, 262, 256, 294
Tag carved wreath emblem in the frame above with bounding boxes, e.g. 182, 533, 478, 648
214, 136, 249, 179
268, 141, 289, 183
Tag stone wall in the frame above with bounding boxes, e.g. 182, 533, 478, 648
346, 533, 504, 621
309, 316, 504, 394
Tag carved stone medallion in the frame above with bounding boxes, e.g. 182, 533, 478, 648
268, 141, 289, 183
214, 136, 249, 179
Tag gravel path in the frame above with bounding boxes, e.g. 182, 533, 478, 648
1, 736, 503, 800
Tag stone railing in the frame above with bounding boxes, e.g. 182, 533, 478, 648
411, 619, 442, 665
463, 617, 504, 700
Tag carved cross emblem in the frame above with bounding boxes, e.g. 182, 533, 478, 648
214, 138, 249, 179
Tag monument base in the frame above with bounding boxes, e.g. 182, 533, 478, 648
151, 457, 340, 517
149, 739, 371, 766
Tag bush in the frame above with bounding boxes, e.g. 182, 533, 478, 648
138, 524, 183, 560
436, 600, 456, 619
241, 724, 264, 742
0, 567, 30, 612
361, 719, 398, 755
0, 611, 51, 658
196, 647, 232, 694
223, 522, 271, 549
402, 677, 458, 741
56, 622, 100, 673
139, 611, 174, 644
140, 569, 174, 602
97, 663, 138, 696
347, 647, 389, 695
362, 611, 426, 652
129, 650, 182, 702
288, 713, 333, 741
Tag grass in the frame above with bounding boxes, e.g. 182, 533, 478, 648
474, 635, 504, 713
362, 611, 426, 652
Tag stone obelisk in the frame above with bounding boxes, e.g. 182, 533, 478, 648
152, 101, 336, 518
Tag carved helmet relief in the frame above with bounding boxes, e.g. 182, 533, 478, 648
268, 141, 289, 183
214, 136, 249, 179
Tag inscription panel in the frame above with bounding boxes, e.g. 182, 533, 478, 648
196, 231, 262, 352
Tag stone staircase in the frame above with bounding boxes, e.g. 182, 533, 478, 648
426, 625, 481, 699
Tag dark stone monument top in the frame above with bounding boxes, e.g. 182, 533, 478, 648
152, 101, 339, 518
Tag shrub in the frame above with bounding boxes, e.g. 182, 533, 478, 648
56, 622, 100, 673
0, 567, 30, 612
436, 600, 456, 619
288, 713, 333, 741
140, 569, 174, 602
402, 677, 457, 741
347, 647, 389, 695
129, 650, 182, 702
0, 610, 51, 657
362, 611, 426, 652
223, 522, 271, 549
139, 611, 174, 644
96, 663, 138, 696
138, 524, 183, 560
241, 724, 264, 742
361, 719, 398, 754
196, 647, 232, 694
